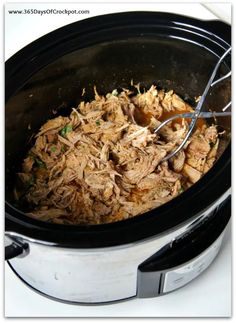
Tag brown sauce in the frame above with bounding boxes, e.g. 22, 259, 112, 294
159, 105, 206, 128
135, 104, 206, 129
134, 108, 152, 126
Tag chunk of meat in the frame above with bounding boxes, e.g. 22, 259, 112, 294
22, 156, 34, 173
182, 163, 202, 183
204, 138, 219, 173
103, 182, 114, 200
37, 116, 69, 136
123, 147, 166, 184
172, 94, 187, 111
171, 151, 185, 173
161, 90, 174, 111
123, 125, 156, 148
187, 135, 210, 158
27, 208, 70, 221
46, 132, 56, 143
120, 199, 166, 217
204, 125, 218, 144
159, 121, 188, 144
131, 85, 163, 119
100, 143, 110, 162
137, 173, 161, 190
93, 201, 111, 217
35, 135, 47, 152
186, 134, 210, 171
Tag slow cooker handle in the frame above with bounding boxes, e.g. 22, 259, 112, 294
5, 243, 24, 260
5, 236, 29, 260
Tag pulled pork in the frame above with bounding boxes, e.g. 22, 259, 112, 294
16, 85, 219, 224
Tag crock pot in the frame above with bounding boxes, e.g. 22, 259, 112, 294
5, 12, 231, 304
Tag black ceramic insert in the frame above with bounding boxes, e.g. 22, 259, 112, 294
5, 12, 231, 247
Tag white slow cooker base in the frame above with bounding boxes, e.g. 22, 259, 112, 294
5, 222, 231, 316
6, 227, 227, 305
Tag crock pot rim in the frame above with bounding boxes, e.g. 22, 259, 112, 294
5, 11, 231, 98
5, 11, 231, 248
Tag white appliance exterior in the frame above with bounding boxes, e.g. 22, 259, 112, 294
6, 189, 229, 303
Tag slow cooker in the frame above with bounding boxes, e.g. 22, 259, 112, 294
5, 12, 231, 304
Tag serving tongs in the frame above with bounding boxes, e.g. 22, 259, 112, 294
154, 47, 231, 162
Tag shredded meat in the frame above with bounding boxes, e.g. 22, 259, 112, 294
16, 85, 220, 225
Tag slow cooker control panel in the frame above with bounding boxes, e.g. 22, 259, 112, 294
161, 235, 223, 293
137, 197, 230, 298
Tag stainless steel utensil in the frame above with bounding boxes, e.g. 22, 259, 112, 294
154, 47, 231, 162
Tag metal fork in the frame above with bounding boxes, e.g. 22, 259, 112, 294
154, 46, 231, 162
